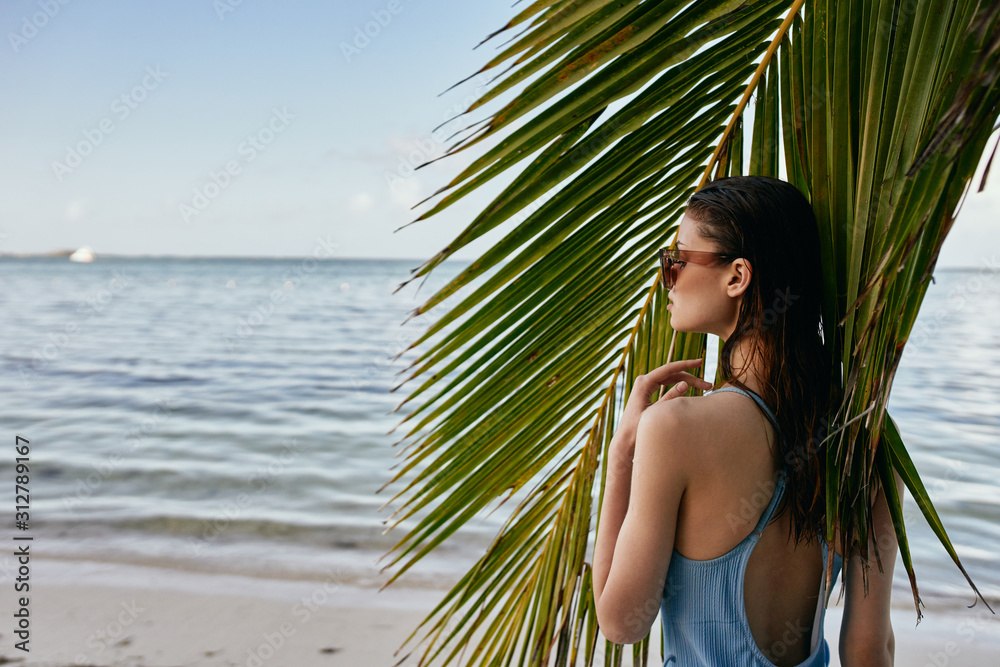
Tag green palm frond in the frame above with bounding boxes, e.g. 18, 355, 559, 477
379, 1, 1000, 665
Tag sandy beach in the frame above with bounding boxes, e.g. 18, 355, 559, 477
6, 557, 998, 666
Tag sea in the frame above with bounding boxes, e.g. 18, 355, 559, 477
1, 256, 998, 615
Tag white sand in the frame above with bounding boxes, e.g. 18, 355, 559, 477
6, 558, 999, 666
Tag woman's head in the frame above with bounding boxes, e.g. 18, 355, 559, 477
663, 214, 749, 338
667, 175, 824, 346
669, 175, 834, 542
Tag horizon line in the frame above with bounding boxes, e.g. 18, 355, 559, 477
0, 251, 474, 263
0, 251, 984, 271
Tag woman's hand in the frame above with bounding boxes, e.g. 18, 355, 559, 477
614, 358, 713, 455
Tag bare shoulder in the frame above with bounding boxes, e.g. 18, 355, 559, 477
640, 391, 729, 426
635, 394, 727, 462
643, 390, 762, 439
641, 390, 788, 501
634, 396, 701, 462
636, 395, 702, 435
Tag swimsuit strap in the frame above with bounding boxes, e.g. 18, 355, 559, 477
710, 385, 789, 536
752, 468, 788, 536
709, 386, 782, 440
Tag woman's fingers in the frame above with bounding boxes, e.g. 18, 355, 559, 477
643, 359, 700, 383
657, 380, 687, 402
676, 371, 713, 389
638, 358, 713, 396
666, 359, 704, 377
653, 369, 711, 389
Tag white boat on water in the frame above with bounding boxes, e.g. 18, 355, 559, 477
69, 246, 95, 262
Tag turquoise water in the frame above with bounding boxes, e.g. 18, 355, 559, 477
1, 256, 998, 610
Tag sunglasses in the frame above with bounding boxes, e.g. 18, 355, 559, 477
658, 247, 736, 290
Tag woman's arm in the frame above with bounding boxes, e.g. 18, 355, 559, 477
593, 404, 687, 643
838, 469, 903, 666
592, 358, 710, 644
592, 426, 640, 636
593, 398, 694, 643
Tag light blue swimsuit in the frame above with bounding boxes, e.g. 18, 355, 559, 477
659, 386, 843, 666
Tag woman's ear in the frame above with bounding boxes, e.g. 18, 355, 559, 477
726, 258, 752, 297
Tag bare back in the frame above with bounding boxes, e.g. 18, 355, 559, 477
672, 388, 829, 666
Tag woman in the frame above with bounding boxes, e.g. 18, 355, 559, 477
592, 176, 900, 666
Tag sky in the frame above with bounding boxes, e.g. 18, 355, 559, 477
0, 0, 997, 267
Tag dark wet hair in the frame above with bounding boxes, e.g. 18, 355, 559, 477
686, 175, 837, 544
